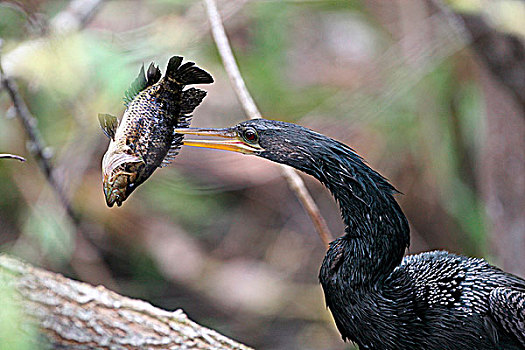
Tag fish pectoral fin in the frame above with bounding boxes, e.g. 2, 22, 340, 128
98, 113, 118, 141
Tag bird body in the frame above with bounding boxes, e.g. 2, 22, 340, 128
174, 119, 525, 349
322, 246, 525, 349
98, 56, 213, 207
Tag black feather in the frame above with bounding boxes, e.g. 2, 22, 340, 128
490, 287, 525, 347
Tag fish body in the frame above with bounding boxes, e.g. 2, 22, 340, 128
99, 56, 213, 207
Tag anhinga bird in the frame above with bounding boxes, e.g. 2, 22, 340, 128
174, 119, 525, 349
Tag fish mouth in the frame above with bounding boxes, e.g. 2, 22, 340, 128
104, 185, 122, 207
173, 127, 263, 154
103, 172, 138, 207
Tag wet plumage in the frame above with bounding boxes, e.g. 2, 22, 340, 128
174, 119, 525, 349
99, 56, 213, 207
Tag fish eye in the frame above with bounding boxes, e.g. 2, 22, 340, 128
241, 127, 258, 144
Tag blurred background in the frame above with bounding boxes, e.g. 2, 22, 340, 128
0, 0, 524, 349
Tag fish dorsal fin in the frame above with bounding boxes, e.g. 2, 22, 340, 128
146, 62, 161, 85
98, 113, 118, 140
123, 65, 147, 107
180, 88, 207, 115
123, 62, 161, 107
165, 56, 214, 86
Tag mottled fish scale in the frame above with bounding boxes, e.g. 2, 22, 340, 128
123, 85, 176, 173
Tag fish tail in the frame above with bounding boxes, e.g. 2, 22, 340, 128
165, 56, 214, 85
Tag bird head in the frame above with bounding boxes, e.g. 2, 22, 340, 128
174, 119, 331, 174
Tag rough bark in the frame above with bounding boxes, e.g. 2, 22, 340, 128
0, 254, 252, 350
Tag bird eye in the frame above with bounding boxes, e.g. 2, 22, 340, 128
242, 127, 258, 144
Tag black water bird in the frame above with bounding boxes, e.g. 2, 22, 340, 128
175, 119, 525, 349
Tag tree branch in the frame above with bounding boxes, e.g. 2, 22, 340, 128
0, 254, 252, 349
0, 153, 25, 161
203, 0, 333, 248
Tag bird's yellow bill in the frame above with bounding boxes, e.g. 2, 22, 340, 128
174, 127, 262, 154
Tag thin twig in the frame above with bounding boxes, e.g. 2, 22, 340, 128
204, 0, 261, 119
2, 0, 106, 77
50, 0, 106, 34
0, 153, 26, 162
0, 43, 118, 290
203, 0, 333, 248
0, 63, 72, 219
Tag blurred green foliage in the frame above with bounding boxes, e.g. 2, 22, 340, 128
143, 174, 233, 231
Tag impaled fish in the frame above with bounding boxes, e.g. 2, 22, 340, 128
99, 56, 213, 207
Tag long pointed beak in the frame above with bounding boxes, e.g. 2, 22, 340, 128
174, 127, 263, 154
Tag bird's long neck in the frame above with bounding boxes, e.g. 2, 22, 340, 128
288, 141, 410, 286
